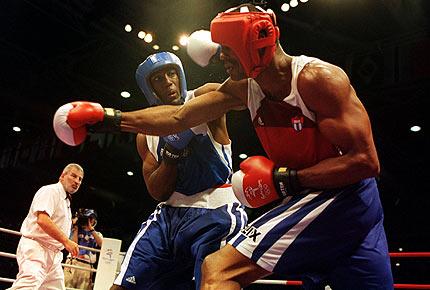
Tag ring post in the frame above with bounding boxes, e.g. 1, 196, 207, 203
93, 238, 122, 290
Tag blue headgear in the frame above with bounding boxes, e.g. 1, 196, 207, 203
136, 52, 187, 106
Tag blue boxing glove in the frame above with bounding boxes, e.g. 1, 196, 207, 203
161, 129, 196, 164
163, 129, 195, 150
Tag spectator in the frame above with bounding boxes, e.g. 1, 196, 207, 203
64, 208, 103, 290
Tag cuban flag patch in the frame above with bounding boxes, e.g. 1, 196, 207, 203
291, 116, 304, 132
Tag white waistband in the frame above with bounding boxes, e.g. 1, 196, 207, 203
22, 236, 62, 253
165, 186, 241, 209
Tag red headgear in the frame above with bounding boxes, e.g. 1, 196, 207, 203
210, 5, 280, 78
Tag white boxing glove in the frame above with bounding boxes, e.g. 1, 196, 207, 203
53, 103, 88, 146
53, 101, 120, 146
186, 30, 220, 67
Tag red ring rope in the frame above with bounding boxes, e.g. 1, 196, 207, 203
394, 284, 430, 289
390, 252, 430, 258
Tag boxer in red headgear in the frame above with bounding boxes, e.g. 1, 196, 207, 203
210, 4, 279, 78
52, 3, 393, 289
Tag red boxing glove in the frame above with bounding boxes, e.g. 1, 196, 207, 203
232, 156, 302, 208
53, 101, 121, 146
232, 156, 279, 208
67, 101, 105, 128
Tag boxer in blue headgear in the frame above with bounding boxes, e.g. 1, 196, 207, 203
112, 52, 247, 290
136, 51, 188, 106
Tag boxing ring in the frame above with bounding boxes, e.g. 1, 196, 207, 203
1, 226, 430, 289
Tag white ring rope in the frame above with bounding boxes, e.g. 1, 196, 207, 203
0, 277, 15, 283
0, 227, 21, 236
0, 251, 16, 259
0, 227, 100, 253
0, 250, 97, 272
253, 279, 297, 285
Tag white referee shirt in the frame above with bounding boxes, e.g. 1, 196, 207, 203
20, 182, 72, 250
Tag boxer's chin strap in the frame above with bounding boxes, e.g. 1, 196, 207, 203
273, 167, 303, 196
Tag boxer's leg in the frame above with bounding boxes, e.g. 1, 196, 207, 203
112, 204, 173, 289
191, 203, 247, 289
201, 244, 270, 290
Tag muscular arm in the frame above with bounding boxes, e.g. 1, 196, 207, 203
297, 62, 380, 188
121, 79, 247, 136
194, 82, 231, 145
37, 211, 79, 256
136, 134, 177, 201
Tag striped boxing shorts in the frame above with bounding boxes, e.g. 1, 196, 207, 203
115, 202, 247, 290
230, 178, 393, 289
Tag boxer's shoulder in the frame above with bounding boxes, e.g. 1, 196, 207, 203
298, 60, 349, 99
